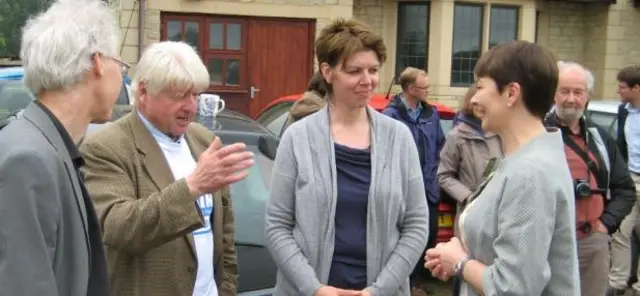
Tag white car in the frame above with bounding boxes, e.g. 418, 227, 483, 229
585, 100, 621, 140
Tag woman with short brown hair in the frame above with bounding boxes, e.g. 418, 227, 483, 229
425, 40, 579, 296
265, 18, 430, 296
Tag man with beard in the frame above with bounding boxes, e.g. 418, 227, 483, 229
544, 61, 635, 296
608, 64, 640, 296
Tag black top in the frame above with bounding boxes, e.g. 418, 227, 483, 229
328, 143, 371, 290
34, 101, 110, 296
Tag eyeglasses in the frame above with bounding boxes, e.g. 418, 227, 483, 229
110, 56, 131, 77
92, 53, 131, 77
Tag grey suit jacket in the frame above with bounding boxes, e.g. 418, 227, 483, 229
0, 103, 93, 296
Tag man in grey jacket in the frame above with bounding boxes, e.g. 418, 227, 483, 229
0, 1, 124, 295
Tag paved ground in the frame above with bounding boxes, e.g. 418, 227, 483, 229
418, 279, 452, 296
429, 280, 452, 296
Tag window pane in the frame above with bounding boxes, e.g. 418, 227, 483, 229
226, 59, 240, 85
451, 4, 483, 86
227, 24, 242, 50
395, 3, 429, 75
185, 21, 200, 51
489, 6, 519, 48
167, 21, 182, 41
208, 59, 223, 85
266, 111, 289, 137
209, 23, 223, 49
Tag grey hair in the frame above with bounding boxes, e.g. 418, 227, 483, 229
557, 60, 595, 93
20, 0, 120, 95
131, 41, 210, 100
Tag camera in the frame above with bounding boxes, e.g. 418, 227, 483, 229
574, 179, 592, 199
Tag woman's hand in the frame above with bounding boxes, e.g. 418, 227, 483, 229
424, 237, 469, 281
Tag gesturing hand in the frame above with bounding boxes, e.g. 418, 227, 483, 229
186, 137, 254, 196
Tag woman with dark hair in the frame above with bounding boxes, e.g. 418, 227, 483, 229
437, 84, 503, 237
287, 71, 328, 124
424, 40, 580, 295
265, 18, 430, 296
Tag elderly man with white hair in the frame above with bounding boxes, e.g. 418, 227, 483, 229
80, 40, 252, 296
0, 0, 122, 295
544, 61, 636, 295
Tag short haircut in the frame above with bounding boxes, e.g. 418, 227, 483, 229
307, 71, 327, 97
315, 18, 387, 68
474, 40, 558, 120
460, 83, 478, 117
132, 41, 210, 100
617, 64, 640, 88
398, 67, 427, 91
20, 0, 120, 95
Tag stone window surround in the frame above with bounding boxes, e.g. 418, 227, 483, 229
379, 0, 536, 103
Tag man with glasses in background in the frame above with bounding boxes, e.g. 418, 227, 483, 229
382, 67, 445, 296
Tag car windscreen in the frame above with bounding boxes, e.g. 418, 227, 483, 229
0, 80, 34, 120
225, 142, 277, 292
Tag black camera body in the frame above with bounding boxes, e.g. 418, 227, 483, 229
574, 179, 592, 199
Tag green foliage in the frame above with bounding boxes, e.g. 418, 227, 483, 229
0, 0, 55, 57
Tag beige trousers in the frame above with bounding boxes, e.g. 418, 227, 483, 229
579, 231, 611, 295
609, 174, 640, 291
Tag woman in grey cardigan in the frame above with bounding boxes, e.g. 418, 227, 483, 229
425, 41, 580, 295
264, 19, 430, 296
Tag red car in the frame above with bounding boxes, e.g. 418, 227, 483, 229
256, 93, 456, 243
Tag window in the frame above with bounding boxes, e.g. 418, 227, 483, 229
228, 143, 277, 292
586, 110, 618, 139
205, 20, 246, 88
256, 101, 294, 129
451, 4, 483, 86
266, 111, 290, 137
395, 2, 430, 75
162, 14, 247, 90
166, 19, 201, 51
489, 6, 519, 48
449, 3, 520, 87
0, 80, 35, 120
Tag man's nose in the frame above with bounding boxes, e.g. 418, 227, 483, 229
186, 94, 198, 111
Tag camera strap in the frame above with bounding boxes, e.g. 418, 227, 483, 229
561, 131, 606, 190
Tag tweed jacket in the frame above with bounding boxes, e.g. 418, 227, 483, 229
79, 111, 237, 296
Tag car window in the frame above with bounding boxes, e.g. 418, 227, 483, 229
0, 80, 34, 119
586, 111, 618, 139
230, 145, 277, 292
265, 111, 289, 137
116, 82, 131, 105
257, 101, 294, 127
440, 119, 453, 136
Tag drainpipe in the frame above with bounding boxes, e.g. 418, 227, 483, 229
137, 0, 146, 61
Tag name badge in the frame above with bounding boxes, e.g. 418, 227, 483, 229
193, 193, 214, 235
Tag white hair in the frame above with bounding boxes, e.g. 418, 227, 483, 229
20, 0, 120, 95
557, 60, 595, 93
132, 41, 210, 99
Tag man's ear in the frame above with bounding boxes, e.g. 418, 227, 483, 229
92, 54, 106, 78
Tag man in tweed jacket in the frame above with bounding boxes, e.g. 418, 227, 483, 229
80, 41, 254, 296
